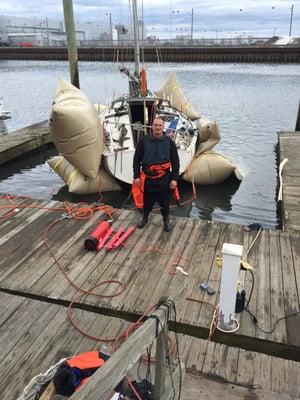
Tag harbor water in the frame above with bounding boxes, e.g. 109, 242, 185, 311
1, 60, 299, 228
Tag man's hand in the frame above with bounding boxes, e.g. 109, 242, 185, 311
170, 180, 177, 190
134, 178, 141, 186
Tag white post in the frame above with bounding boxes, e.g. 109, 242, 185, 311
217, 243, 243, 332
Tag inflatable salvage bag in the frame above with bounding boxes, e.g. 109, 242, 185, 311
50, 79, 103, 179
48, 156, 121, 194
155, 72, 200, 121
195, 116, 221, 157
183, 151, 241, 185
182, 115, 243, 185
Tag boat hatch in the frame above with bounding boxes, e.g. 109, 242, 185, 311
127, 98, 156, 146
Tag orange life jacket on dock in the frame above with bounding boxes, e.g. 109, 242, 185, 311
53, 351, 106, 395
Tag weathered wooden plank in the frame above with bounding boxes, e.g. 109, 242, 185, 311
269, 230, 288, 344
181, 372, 292, 400
131, 217, 189, 313
253, 352, 271, 392
1, 307, 102, 399
235, 347, 255, 387
0, 199, 52, 246
185, 336, 208, 373
288, 357, 300, 398
217, 344, 239, 383
181, 221, 223, 327
271, 357, 291, 397
30, 210, 123, 298
255, 229, 271, 341
278, 131, 300, 231
201, 340, 216, 376
1, 212, 97, 291
0, 195, 38, 231
0, 292, 25, 327
106, 213, 165, 311
279, 231, 300, 347
42, 210, 135, 302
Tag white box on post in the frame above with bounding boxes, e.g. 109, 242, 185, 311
217, 243, 243, 333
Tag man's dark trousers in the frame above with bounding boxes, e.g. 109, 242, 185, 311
143, 186, 170, 222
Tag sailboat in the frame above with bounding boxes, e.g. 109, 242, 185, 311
49, 0, 242, 194
99, 2, 199, 185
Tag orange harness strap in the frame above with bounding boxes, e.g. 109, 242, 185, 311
132, 162, 180, 209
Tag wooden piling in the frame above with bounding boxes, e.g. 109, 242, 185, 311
62, 0, 80, 88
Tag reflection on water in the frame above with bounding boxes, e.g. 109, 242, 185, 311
191, 177, 241, 220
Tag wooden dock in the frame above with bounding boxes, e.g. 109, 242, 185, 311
278, 131, 300, 231
0, 121, 51, 165
0, 195, 300, 399
0, 291, 299, 400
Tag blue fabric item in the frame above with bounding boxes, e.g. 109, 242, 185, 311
166, 117, 179, 135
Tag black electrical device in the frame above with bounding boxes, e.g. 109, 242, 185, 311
235, 290, 246, 313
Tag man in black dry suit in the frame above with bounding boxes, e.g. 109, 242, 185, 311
133, 117, 179, 232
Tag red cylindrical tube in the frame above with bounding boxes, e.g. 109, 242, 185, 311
84, 221, 110, 251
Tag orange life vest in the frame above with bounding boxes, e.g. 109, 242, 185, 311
132, 162, 180, 209
53, 351, 106, 395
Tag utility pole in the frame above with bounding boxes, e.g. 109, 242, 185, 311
109, 13, 113, 44
289, 4, 294, 37
191, 8, 194, 44
46, 17, 50, 46
62, 0, 80, 88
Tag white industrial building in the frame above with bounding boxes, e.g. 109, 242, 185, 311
0, 14, 142, 47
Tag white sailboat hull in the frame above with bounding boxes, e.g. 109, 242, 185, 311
103, 141, 197, 185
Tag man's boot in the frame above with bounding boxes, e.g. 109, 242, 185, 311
163, 218, 171, 232
137, 217, 148, 229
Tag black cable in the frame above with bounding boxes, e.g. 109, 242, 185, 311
245, 268, 255, 307
160, 299, 182, 400
244, 268, 300, 334
245, 307, 300, 334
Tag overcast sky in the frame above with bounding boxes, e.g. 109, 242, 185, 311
1, 0, 299, 38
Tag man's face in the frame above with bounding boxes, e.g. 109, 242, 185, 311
152, 119, 164, 138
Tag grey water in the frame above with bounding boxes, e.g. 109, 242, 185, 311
1, 60, 299, 228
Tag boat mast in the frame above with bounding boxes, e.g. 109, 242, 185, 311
132, 0, 141, 77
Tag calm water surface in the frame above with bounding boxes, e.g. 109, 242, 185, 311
1, 60, 299, 227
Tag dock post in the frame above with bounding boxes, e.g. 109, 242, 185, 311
62, 0, 80, 88
154, 323, 167, 399
217, 243, 243, 333
296, 99, 300, 131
